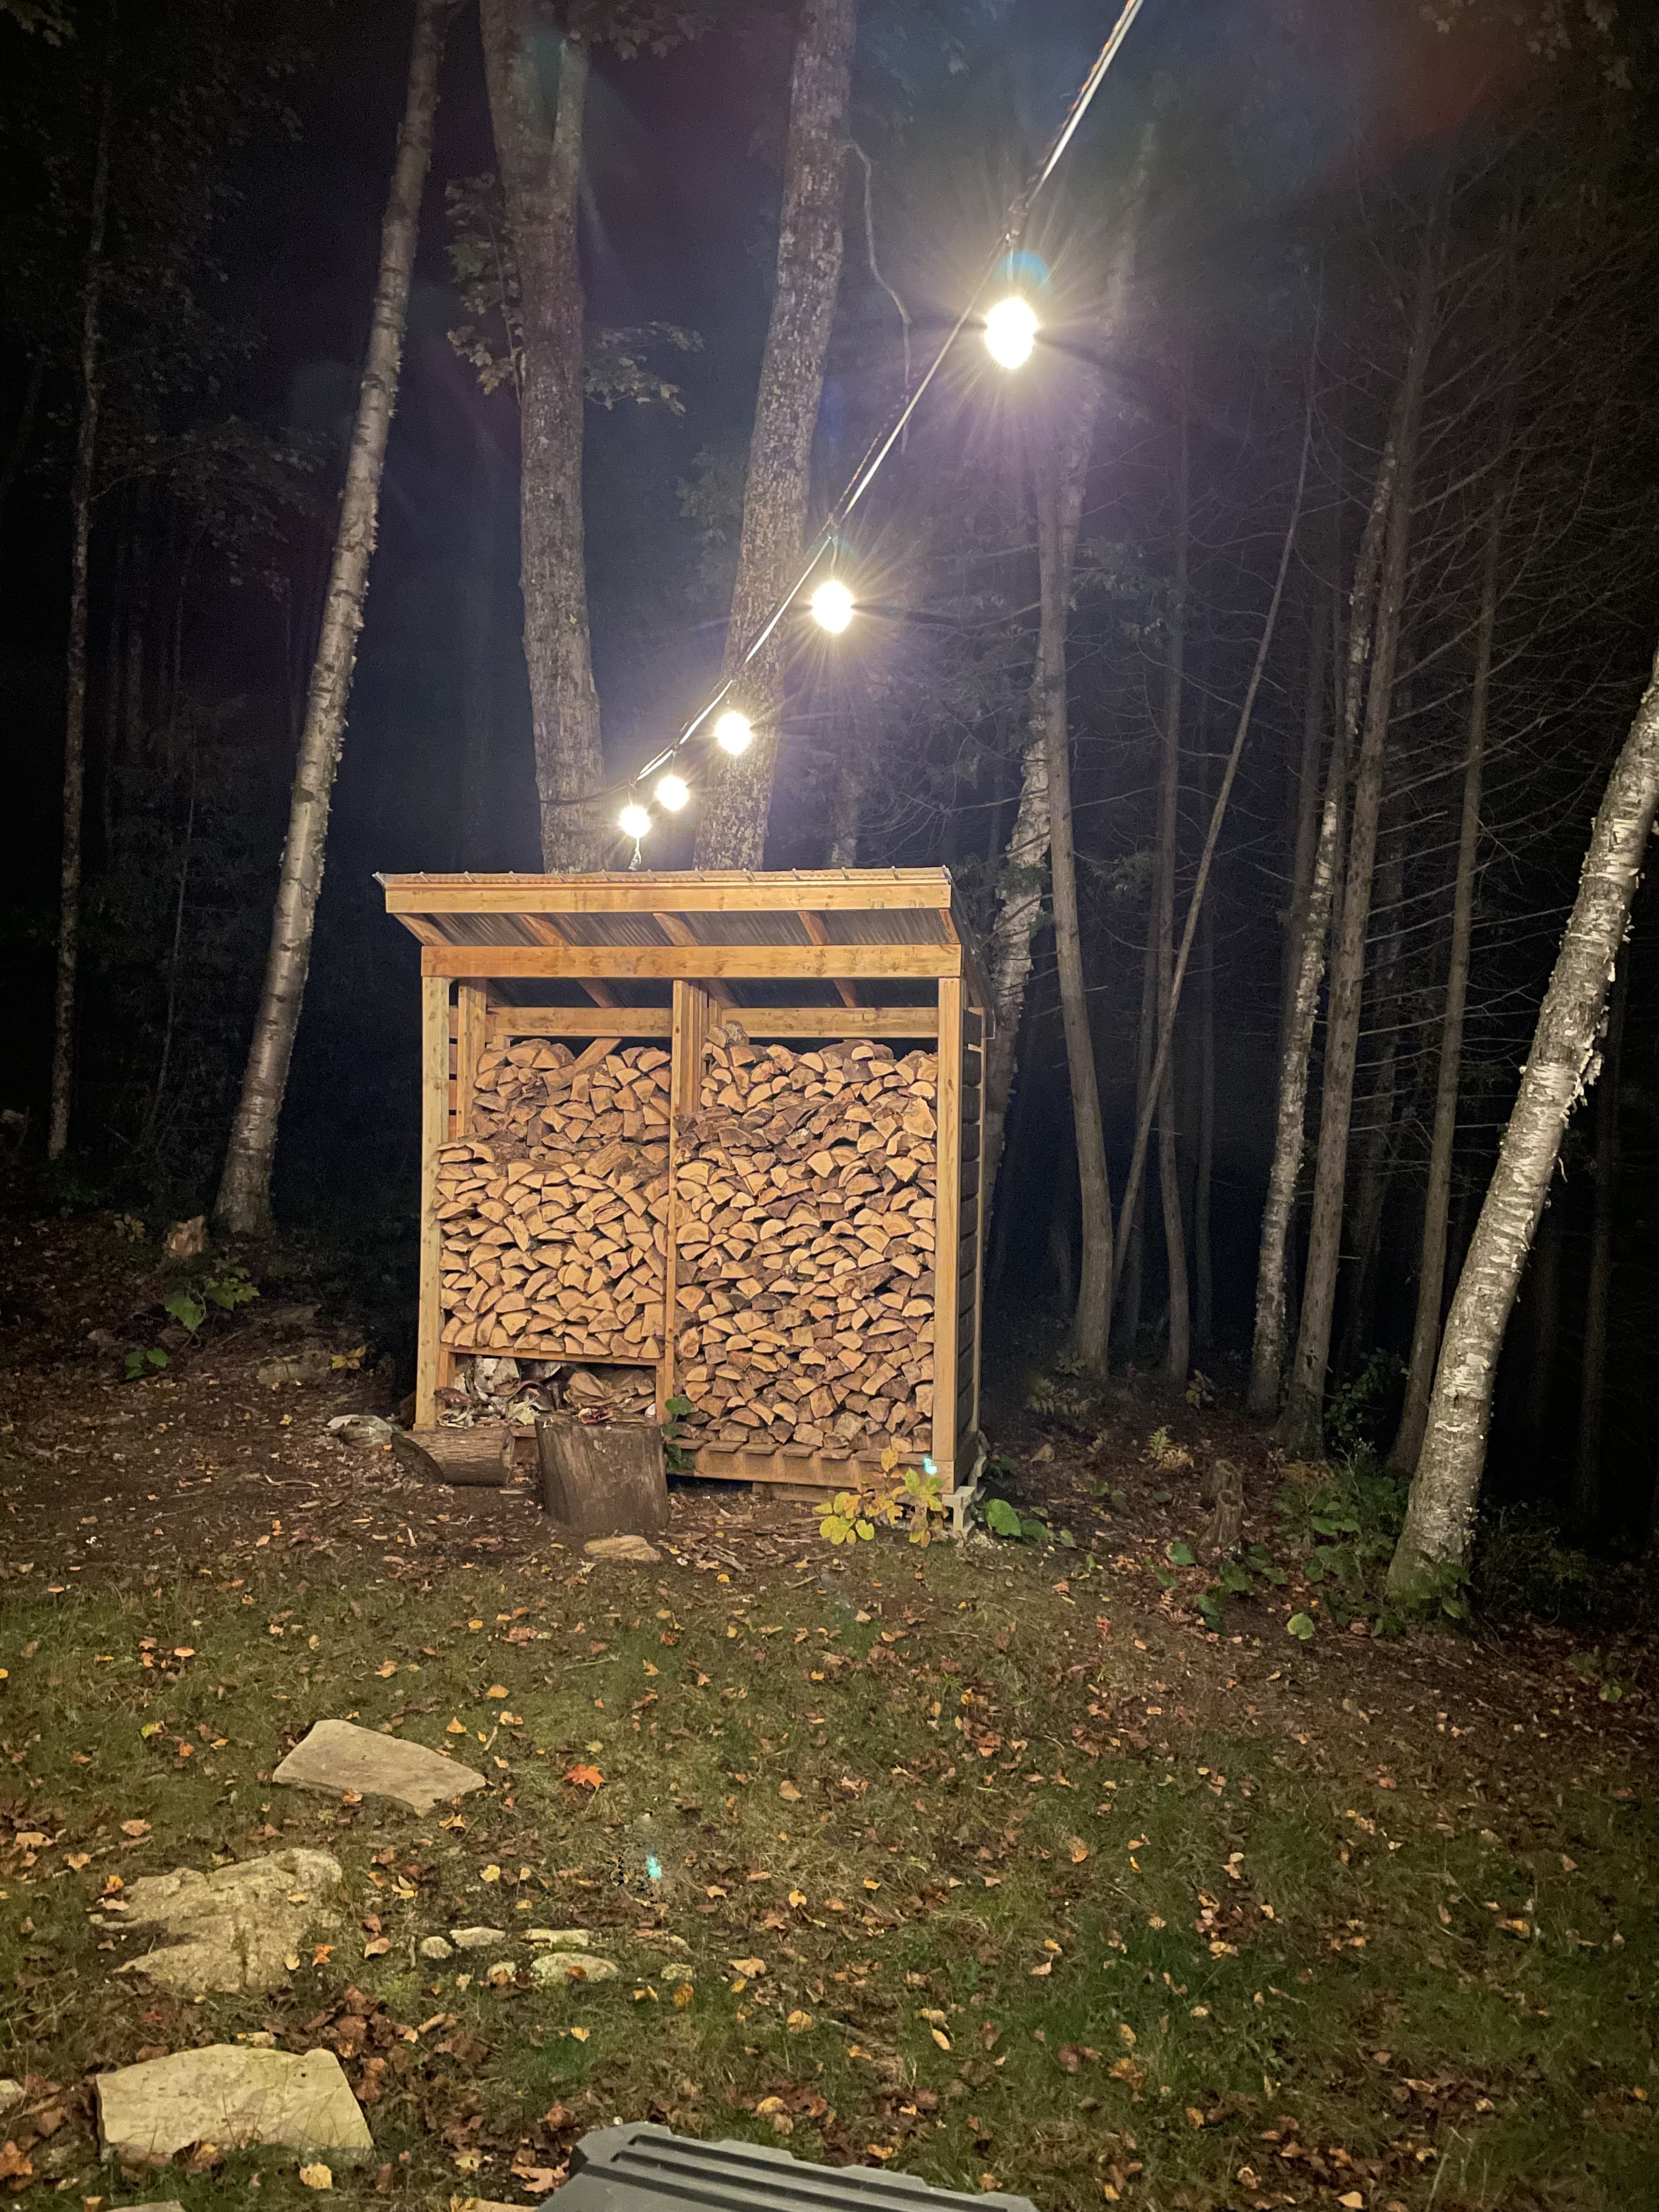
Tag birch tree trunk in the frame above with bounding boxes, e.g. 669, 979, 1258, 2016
479, 0, 605, 871
1338, 817, 1404, 1373
694, 0, 857, 870
1279, 435, 1418, 1454
1038, 401, 1114, 1370
1248, 439, 1395, 1412
1193, 768, 1215, 1356
1571, 952, 1625, 1534
215, 0, 445, 1234
1282, 577, 1330, 1039
1389, 651, 1659, 1589
981, 123, 1156, 1207
1116, 923, 1156, 1347
1388, 489, 1500, 1473
46, 86, 111, 1160
1155, 385, 1191, 1382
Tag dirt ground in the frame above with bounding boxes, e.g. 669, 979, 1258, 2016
0, 1211, 1652, 2212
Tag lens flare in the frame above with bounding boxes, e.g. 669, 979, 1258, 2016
714, 709, 754, 755
655, 772, 689, 811
810, 578, 855, 634
984, 295, 1039, 369
618, 801, 652, 839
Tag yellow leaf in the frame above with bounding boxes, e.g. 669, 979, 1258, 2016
121, 1819, 150, 1838
779, 1781, 802, 1802
788, 1888, 806, 1907
284, 1952, 301, 1972
363, 1937, 391, 1957
376, 1661, 398, 1678
446, 1718, 466, 1734
65, 1852, 91, 1871
486, 1684, 508, 1699
569, 2025, 590, 2042
481, 1864, 502, 1883
673, 1982, 694, 2008
729, 1956, 766, 1977
1339, 2197, 1364, 2210
1185, 2107, 1205, 2128
312, 1943, 334, 1965
1029, 1959, 1053, 1977
930, 2028, 951, 2050
786, 2010, 814, 2032
297, 2163, 333, 2191
1067, 1838, 1090, 1863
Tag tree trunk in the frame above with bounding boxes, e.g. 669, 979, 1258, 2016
1156, 380, 1191, 1383
1388, 486, 1500, 1473
980, 126, 1155, 1205
1248, 429, 1397, 1414
1117, 919, 1156, 1349
1277, 261, 1435, 1451
1193, 773, 1215, 1356
215, 0, 445, 1234
46, 85, 111, 1161
1571, 951, 1625, 1535
1389, 646, 1659, 1592
1281, 580, 1330, 1039
459, 422, 502, 869
1339, 802, 1407, 1374
479, 1, 605, 871
693, 0, 857, 870
1109, 404, 1312, 1321
1038, 405, 1114, 1370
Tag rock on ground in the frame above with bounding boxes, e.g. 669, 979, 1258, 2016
103, 1848, 342, 1997
0, 2081, 21, 2121
448, 1926, 506, 1950
584, 1534, 661, 1564
273, 1719, 486, 1813
96, 2047, 373, 2163
529, 1951, 617, 1988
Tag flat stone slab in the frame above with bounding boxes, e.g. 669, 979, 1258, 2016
584, 1534, 661, 1564
97, 2047, 373, 2163
525, 1928, 590, 1948
449, 1926, 507, 1950
273, 1719, 485, 1813
104, 1848, 342, 1997
111, 2203, 188, 2212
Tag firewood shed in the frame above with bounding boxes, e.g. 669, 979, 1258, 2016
378, 870, 991, 1500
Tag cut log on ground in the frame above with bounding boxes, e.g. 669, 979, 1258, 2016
391, 1424, 517, 1487
537, 1412, 669, 1536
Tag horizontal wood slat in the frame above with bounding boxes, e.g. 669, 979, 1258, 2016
425, 944, 961, 983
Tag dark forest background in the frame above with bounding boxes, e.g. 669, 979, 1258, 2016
3, 0, 1657, 1556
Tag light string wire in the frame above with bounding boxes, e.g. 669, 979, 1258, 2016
608, 0, 1150, 822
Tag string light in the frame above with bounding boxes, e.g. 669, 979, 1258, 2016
810, 578, 855, 634
984, 295, 1039, 369
584, 0, 1147, 833
714, 708, 754, 755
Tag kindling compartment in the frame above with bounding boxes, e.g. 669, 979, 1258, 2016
377, 870, 989, 1497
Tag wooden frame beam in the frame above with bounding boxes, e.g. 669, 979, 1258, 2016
382, 870, 955, 917
484, 1005, 939, 1042
424, 943, 961, 982
798, 910, 859, 1008
416, 974, 451, 1429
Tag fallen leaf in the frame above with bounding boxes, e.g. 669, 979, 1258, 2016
486, 1685, 508, 1700
312, 1943, 334, 1965
930, 2028, 951, 2050
375, 1661, 398, 1678
121, 1819, 151, 1838
729, 1957, 767, 1977
297, 2164, 332, 2191
786, 2010, 814, 2032
1066, 1838, 1091, 1863
778, 1781, 802, 1802
1339, 2197, 1364, 2210
445, 1718, 466, 1735
565, 1764, 604, 1791
480, 1864, 502, 1883
568, 2025, 590, 2042
363, 1937, 391, 1958
64, 1852, 91, 1871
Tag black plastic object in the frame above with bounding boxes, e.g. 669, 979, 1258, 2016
546, 2124, 1037, 2211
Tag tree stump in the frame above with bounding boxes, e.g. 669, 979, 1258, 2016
537, 1413, 668, 1537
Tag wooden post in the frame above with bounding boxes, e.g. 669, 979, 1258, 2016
455, 980, 488, 1137
966, 1007, 985, 1442
932, 975, 963, 1491
417, 972, 452, 1428
664, 981, 712, 1420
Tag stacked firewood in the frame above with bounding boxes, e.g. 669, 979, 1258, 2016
435, 1042, 670, 1358
672, 1028, 938, 1452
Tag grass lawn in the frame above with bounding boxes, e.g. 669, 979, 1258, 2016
0, 1214, 1652, 2211
0, 1534, 1654, 2212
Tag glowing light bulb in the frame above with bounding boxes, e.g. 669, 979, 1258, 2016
655, 771, 689, 812
984, 295, 1039, 369
810, 578, 855, 634
714, 709, 754, 756
619, 801, 652, 840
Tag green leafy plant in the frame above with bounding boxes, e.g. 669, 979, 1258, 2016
1184, 1370, 1215, 1410
1286, 1611, 1316, 1641
1146, 1426, 1193, 1472
1324, 1348, 1406, 1459
817, 1446, 947, 1548
979, 1495, 1049, 1543
123, 1346, 168, 1380
202, 1265, 258, 1313
163, 1286, 207, 1334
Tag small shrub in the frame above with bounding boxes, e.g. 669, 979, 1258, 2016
1324, 1348, 1406, 1459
